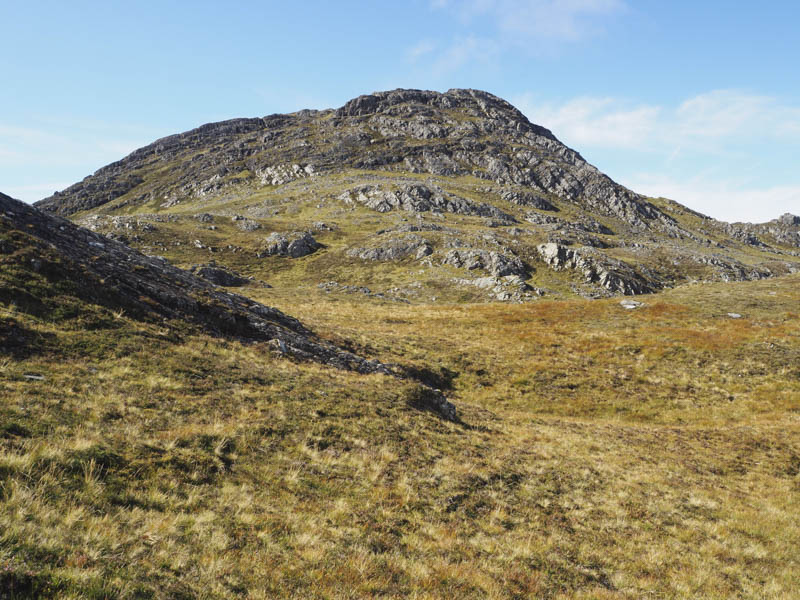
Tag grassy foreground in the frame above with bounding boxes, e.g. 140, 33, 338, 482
1, 274, 799, 598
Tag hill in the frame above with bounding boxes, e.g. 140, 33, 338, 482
35, 89, 800, 303
1, 90, 798, 598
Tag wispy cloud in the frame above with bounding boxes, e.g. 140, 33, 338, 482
3, 183, 74, 202
513, 89, 800, 151
512, 90, 800, 221
413, 0, 626, 74
407, 40, 437, 62
0, 119, 159, 203
440, 0, 626, 41
623, 173, 800, 223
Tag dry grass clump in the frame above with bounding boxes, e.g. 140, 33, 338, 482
1, 275, 799, 598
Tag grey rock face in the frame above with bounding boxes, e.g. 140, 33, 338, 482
779, 213, 800, 226
537, 242, 655, 295
258, 231, 321, 258
454, 274, 543, 302
257, 163, 315, 185
690, 253, 773, 282
347, 234, 432, 261
339, 183, 515, 221
443, 249, 528, 278
525, 212, 613, 236
500, 189, 557, 211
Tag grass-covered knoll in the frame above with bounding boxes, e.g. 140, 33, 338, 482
2, 268, 799, 598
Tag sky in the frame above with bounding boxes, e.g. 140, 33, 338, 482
2, 0, 799, 223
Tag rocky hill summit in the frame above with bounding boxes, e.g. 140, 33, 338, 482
35, 89, 800, 300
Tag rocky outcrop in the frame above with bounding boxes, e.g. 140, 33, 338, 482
347, 234, 432, 261
500, 189, 557, 211
257, 163, 315, 185
189, 263, 250, 287
454, 275, 543, 302
721, 214, 800, 249
443, 249, 528, 278
232, 216, 261, 232
537, 243, 656, 295
257, 231, 320, 258
339, 183, 515, 221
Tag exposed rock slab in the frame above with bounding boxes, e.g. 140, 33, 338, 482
257, 231, 320, 258
537, 243, 656, 295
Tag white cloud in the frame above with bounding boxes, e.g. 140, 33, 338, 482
513, 89, 800, 151
407, 40, 437, 62
430, 36, 501, 74
513, 94, 660, 148
3, 183, 74, 203
512, 90, 800, 221
433, 0, 625, 41
0, 123, 147, 168
0, 119, 160, 203
415, 0, 625, 75
623, 173, 800, 223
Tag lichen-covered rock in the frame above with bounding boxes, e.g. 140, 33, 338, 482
443, 249, 528, 278
454, 274, 543, 302
347, 234, 432, 261
257, 231, 320, 258
339, 183, 515, 222
234, 218, 261, 232
500, 189, 557, 211
537, 243, 655, 295
256, 163, 315, 185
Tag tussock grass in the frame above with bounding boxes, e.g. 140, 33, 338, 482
1, 274, 799, 598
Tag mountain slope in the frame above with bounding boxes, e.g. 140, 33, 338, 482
36, 89, 800, 300
1, 191, 391, 374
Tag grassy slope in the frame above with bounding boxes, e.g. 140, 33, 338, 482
2, 253, 799, 598
75, 168, 800, 304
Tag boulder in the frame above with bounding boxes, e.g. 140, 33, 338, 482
189, 263, 250, 287
443, 249, 528, 278
258, 231, 320, 258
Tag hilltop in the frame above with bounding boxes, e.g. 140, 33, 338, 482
36, 89, 800, 303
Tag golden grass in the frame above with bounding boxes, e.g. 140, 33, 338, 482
1, 275, 799, 598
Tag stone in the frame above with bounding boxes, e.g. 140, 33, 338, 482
620, 299, 643, 309
347, 234, 431, 262
256, 163, 315, 186
235, 219, 261, 232
443, 249, 528, 278
500, 189, 556, 211
189, 263, 250, 287
339, 182, 516, 221
257, 231, 320, 258
537, 243, 655, 295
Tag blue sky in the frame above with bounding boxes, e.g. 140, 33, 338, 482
2, 0, 799, 222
